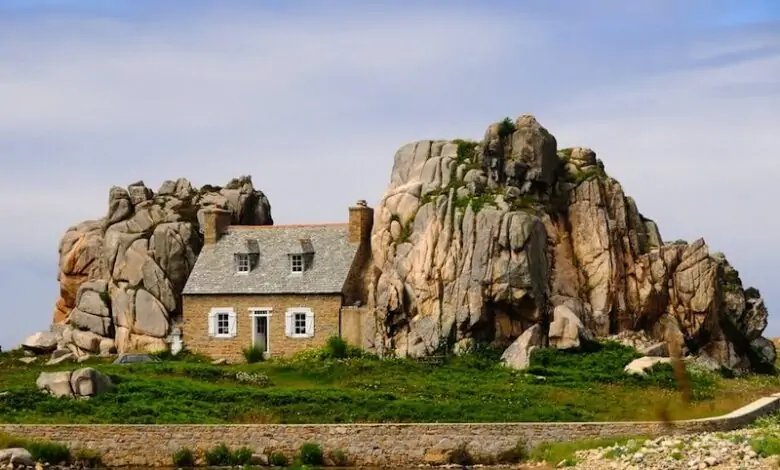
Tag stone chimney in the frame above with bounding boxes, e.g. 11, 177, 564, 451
348, 199, 374, 244
200, 208, 233, 245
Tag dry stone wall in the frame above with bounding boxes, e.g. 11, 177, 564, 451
1, 395, 777, 467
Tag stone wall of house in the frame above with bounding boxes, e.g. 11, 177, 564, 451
180, 294, 342, 361
340, 306, 370, 348
1, 395, 777, 467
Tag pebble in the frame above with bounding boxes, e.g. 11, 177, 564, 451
566, 426, 779, 469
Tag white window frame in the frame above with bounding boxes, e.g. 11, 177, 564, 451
290, 253, 304, 273
285, 307, 314, 338
248, 308, 273, 355
236, 253, 250, 274
208, 307, 236, 339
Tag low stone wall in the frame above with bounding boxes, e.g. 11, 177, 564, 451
2, 394, 778, 467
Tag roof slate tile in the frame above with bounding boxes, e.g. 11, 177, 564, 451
182, 224, 358, 295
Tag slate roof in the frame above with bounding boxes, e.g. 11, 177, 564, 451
182, 223, 359, 295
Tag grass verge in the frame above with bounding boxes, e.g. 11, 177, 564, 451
0, 341, 777, 424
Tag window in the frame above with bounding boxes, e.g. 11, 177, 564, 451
293, 312, 306, 336
236, 253, 250, 273
291, 254, 303, 273
208, 308, 236, 338
285, 308, 314, 338
216, 312, 230, 335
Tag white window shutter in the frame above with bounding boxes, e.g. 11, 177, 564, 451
208, 311, 216, 337
228, 311, 237, 337
305, 311, 314, 337
285, 311, 293, 337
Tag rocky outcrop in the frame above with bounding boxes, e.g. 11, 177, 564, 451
52, 175, 272, 354
367, 114, 773, 372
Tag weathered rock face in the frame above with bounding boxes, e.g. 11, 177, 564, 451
53, 175, 272, 354
367, 114, 773, 371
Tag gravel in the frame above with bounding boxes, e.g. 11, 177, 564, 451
565, 426, 779, 469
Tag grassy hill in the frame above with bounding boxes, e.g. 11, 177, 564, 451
0, 340, 778, 425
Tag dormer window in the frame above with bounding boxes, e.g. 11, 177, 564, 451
236, 253, 250, 274
291, 254, 303, 273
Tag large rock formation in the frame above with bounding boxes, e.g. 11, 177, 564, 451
367, 115, 774, 372
52, 175, 272, 354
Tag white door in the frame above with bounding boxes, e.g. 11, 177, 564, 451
253, 315, 269, 353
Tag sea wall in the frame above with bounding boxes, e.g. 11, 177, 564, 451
1, 394, 778, 467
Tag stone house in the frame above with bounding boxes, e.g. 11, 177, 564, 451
180, 201, 374, 362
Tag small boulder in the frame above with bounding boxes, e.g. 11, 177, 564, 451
70, 367, 114, 397
250, 454, 269, 466
18, 357, 37, 365
0, 448, 34, 467
37, 368, 114, 399
36, 371, 75, 398
51, 348, 71, 360
22, 331, 58, 355
501, 324, 544, 370
624, 356, 672, 376
46, 353, 74, 366
99, 338, 117, 357
548, 305, 590, 349
211, 358, 228, 365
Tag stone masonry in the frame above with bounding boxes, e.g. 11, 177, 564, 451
1, 395, 777, 467
181, 294, 342, 362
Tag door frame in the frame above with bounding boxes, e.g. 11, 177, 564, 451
249, 308, 272, 357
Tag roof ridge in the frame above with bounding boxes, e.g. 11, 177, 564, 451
227, 223, 349, 230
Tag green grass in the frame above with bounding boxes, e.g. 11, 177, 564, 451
529, 436, 647, 466
0, 342, 777, 425
751, 433, 780, 458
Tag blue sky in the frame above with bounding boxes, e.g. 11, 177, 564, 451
0, 0, 778, 349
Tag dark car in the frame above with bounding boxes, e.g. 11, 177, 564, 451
113, 353, 162, 365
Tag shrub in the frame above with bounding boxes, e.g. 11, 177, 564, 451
751, 434, 780, 457
328, 449, 348, 466
324, 336, 349, 359
27, 440, 71, 465
205, 443, 233, 466
72, 448, 103, 468
497, 117, 516, 138
233, 371, 271, 386
269, 451, 288, 467
233, 446, 254, 465
290, 337, 375, 363
243, 345, 266, 364
448, 444, 474, 466
172, 447, 195, 467
298, 442, 324, 466
454, 342, 504, 369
